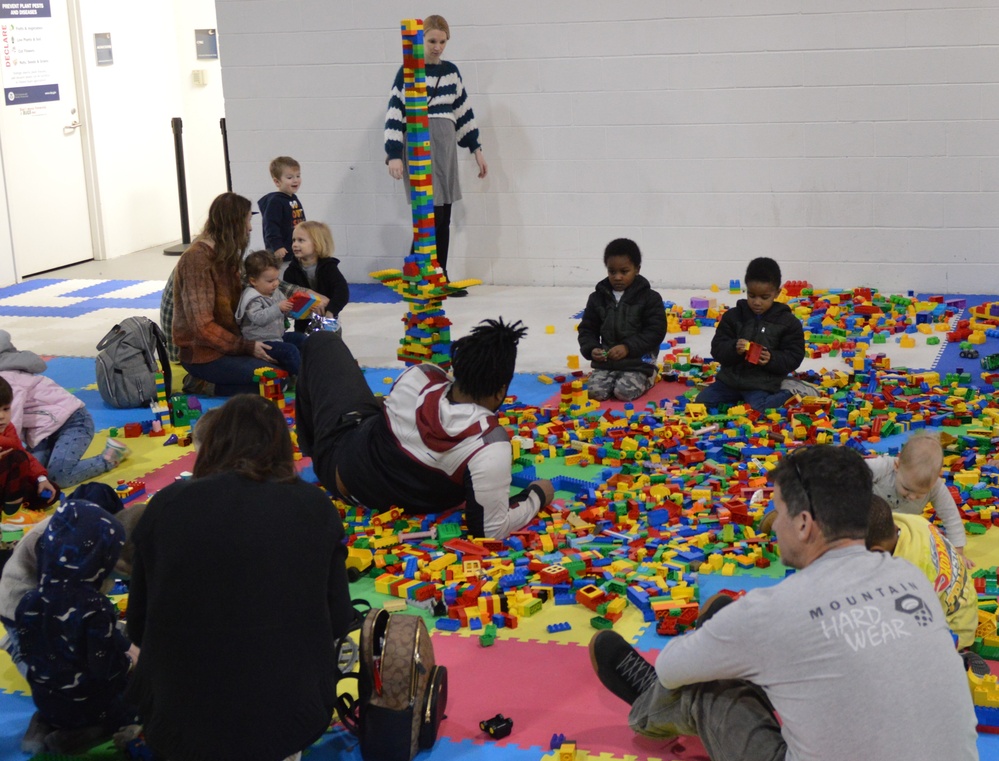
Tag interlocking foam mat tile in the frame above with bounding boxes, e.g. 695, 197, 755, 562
4, 280, 999, 761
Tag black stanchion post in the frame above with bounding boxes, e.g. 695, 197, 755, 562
220, 117, 232, 192
164, 117, 191, 256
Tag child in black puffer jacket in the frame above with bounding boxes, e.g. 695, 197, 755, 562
578, 239, 667, 402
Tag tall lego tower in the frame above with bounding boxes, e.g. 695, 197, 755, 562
370, 19, 479, 367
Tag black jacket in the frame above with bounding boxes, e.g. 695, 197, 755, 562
127, 473, 353, 761
577, 274, 667, 377
282, 257, 350, 331
711, 300, 805, 392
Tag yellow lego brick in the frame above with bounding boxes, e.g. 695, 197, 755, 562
374, 573, 402, 596
605, 597, 627, 616
428, 553, 458, 572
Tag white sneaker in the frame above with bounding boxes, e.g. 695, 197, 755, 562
781, 378, 821, 397
102, 438, 131, 467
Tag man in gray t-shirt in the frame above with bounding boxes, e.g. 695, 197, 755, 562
591, 445, 979, 761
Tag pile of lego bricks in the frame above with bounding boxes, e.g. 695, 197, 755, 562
337, 362, 999, 646
657, 284, 963, 387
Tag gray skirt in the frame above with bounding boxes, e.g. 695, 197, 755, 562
405, 117, 461, 206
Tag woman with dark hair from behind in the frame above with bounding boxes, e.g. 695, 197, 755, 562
125, 395, 352, 761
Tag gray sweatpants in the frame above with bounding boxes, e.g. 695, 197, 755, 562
629, 679, 786, 761
588, 369, 655, 401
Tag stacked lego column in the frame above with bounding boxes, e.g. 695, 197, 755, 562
370, 19, 455, 367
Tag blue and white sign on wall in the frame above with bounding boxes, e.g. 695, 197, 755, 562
0, 0, 58, 106
5, 82, 57, 103
195, 28, 218, 60
0, 1, 51, 18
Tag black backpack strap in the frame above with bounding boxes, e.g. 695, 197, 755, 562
95, 323, 125, 353
150, 320, 172, 396
349, 598, 372, 631
332, 598, 373, 737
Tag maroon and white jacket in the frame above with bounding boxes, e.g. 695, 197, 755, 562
338, 364, 544, 539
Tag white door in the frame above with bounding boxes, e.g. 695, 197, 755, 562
0, 0, 93, 276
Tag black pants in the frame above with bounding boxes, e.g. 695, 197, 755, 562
434, 203, 452, 277
411, 204, 453, 279
296, 332, 381, 498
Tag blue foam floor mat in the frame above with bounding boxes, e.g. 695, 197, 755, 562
348, 282, 402, 303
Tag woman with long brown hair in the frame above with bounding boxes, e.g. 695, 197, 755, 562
172, 192, 280, 395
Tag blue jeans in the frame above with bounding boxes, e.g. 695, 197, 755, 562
28, 407, 109, 488
695, 379, 792, 412
0, 623, 27, 679
183, 355, 275, 396
261, 333, 304, 376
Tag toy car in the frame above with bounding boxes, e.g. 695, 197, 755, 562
345, 546, 373, 582
480, 714, 513, 739
959, 349, 979, 359
982, 353, 999, 371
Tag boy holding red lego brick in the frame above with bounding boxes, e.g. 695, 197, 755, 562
696, 257, 808, 411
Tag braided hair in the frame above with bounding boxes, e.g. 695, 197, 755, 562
451, 317, 528, 401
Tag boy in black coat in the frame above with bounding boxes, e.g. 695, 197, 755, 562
696, 257, 806, 411
578, 239, 667, 401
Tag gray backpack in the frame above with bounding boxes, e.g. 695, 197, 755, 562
95, 317, 171, 408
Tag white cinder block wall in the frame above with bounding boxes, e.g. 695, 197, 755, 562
215, 1, 999, 293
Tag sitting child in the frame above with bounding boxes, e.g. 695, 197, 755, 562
0, 376, 57, 528
0, 484, 134, 678
282, 220, 349, 333
695, 257, 806, 411
0, 333, 128, 528
866, 494, 983, 673
15, 500, 141, 755
235, 250, 305, 376
867, 432, 968, 563
577, 238, 666, 401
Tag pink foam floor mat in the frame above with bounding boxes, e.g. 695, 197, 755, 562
431, 634, 709, 760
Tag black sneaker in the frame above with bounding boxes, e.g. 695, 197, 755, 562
21, 712, 52, 754
589, 630, 658, 705
962, 650, 991, 677
696, 592, 735, 628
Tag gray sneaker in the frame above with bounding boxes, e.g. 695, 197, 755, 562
781, 377, 821, 397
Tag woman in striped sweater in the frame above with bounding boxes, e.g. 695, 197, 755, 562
384, 14, 487, 296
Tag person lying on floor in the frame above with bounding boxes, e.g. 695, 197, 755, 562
297, 317, 555, 539
590, 444, 977, 761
